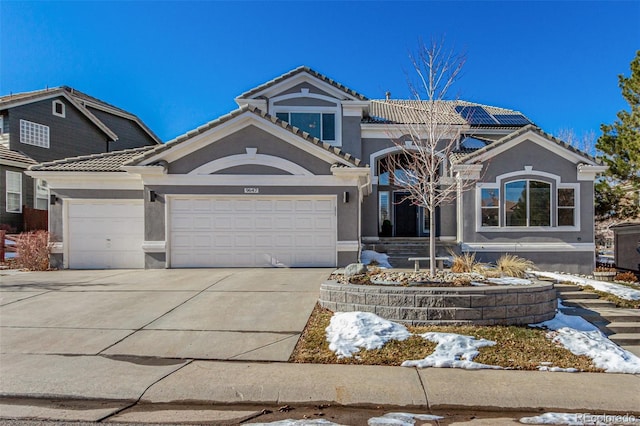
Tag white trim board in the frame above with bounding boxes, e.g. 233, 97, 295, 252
461, 242, 595, 252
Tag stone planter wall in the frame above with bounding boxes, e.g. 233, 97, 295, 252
319, 281, 557, 326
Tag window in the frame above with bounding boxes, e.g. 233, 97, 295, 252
558, 187, 575, 226
52, 100, 65, 117
6, 171, 22, 213
276, 112, 336, 142
35, 179, 49, 210
480, 188, 499, 227
505, 180, 550, 227
20, 120, 50, 148
378, 191, 390, 229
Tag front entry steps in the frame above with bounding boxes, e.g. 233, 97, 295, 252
362, 238, 456, 268
554, 283, 640, 356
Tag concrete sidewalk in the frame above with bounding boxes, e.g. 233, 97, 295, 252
1, 356, 639, 422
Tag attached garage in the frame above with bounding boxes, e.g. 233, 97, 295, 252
67, 200, 145, 269
169, 196, 336, 267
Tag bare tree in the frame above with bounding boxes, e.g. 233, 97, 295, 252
557, 128, 597, 157
386, 38, 480, 276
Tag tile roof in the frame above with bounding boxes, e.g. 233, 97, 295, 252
126, 105, 364, 167
29, 146, 155, 172
0, 145, 37, 168
365, 100, 533, 127
237, 66, 368, 101
0, 86, 161, 144
452, 125, 601, 164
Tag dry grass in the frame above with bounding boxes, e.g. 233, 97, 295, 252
450, 252, 478, 273
290, 304, 600, 372
496, 254, 536, 278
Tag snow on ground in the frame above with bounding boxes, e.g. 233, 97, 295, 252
531, 270, 640, 301
401, 332, 502, 369
531, 301, 640, 374
486, 277, 532, 285
519, 412, 629, 425
367, 413, 444, 425
325, 312, 411, 358
360, 250, 392, 269
246, 420, 344, 426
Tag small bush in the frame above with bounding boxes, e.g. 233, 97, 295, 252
595, 266, 616, 272
16, 231, 50, 271
496, 254, 536, 278
451, 252, 477, 273
615, 271, 638, 283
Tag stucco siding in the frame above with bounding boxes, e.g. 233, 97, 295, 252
273, 97, 336, 107
168, 125, 333, 175
614, 226, 640, 271
341, 116, 362, 158
474, 250, 594, 275
274, 82, 335, 100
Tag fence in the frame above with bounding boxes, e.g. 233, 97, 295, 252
23, 206, 48, 232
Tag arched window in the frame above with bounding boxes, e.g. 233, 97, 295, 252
504, 180, 551, 227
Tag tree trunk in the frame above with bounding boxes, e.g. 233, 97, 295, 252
429, 207, 436, 276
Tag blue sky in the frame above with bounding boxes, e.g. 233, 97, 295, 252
1, 1, 639, 144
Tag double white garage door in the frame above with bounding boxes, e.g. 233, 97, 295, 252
169, 196, 337, 268
67, 196, 337, 269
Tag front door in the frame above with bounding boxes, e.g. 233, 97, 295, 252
394, 192, 417, 237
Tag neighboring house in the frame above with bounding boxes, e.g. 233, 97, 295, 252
0, 86, 161, 231
27, 66, 605, 273
611, 221, 640, 272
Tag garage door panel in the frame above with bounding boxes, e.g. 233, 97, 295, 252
170, 196, 336, 267
68, 201, 144, 269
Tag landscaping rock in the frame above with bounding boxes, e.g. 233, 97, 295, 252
345, 263, 367, 277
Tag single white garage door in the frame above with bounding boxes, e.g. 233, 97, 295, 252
67, 200, 145, 269
170, 196, 336, 267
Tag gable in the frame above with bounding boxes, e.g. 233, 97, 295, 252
169, 124, 334, 175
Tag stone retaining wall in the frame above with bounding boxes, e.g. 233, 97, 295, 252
319, 281, 556, 326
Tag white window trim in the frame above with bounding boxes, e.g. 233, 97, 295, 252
52, 100, 66, 118
6, 171, 22, 213
269, 90, 342, 147
20, 119, 50, 148
475, 167, 580, 232
34, 179, 50, 211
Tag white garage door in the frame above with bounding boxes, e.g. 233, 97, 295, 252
170, 196, 336, 267
67, 200, 145, 269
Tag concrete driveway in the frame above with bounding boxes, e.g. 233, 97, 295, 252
0, 268, 330, 362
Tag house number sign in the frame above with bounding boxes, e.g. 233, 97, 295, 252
244, 187, 259, 194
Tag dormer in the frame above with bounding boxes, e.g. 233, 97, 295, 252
235, 66, 368, 147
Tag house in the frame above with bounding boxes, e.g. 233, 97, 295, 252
0, 86, 161, 231
611, 221, 640, 272
27, 66, 605, 273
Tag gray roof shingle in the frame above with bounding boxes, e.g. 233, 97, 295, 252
0, 145, 38, 168
365, 100, 533, 127
237, 66, 368, 101
29, 146, 155, 172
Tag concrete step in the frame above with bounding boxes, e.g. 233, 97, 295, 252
621, 345, 640, 357
561, 299, 617, 309
558, 291, 600, 300
599, 322, 640, 334
587, 309, 640, 322
554, 283, 579, 291
608, 333, 640, 346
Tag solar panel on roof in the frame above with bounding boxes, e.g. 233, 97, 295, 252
493, 114, 532, 126
455, 106, 499, 125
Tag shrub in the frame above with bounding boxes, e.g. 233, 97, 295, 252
595, 266, 617, 272
451, 252, 477, 273
496, 254, 536, 278
16, 231, 50, 271
615, 271, 638, 283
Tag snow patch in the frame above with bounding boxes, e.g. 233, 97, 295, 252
326, 312, 411, 358
486, 277, 532, 285
367, 413, 444, 426
361, 250, 392, 269
246, 420, 344, 426
401, 332, 502, 370
519, 411, 623, 425
531, 270, 640, 301
531, 300, 640, 374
